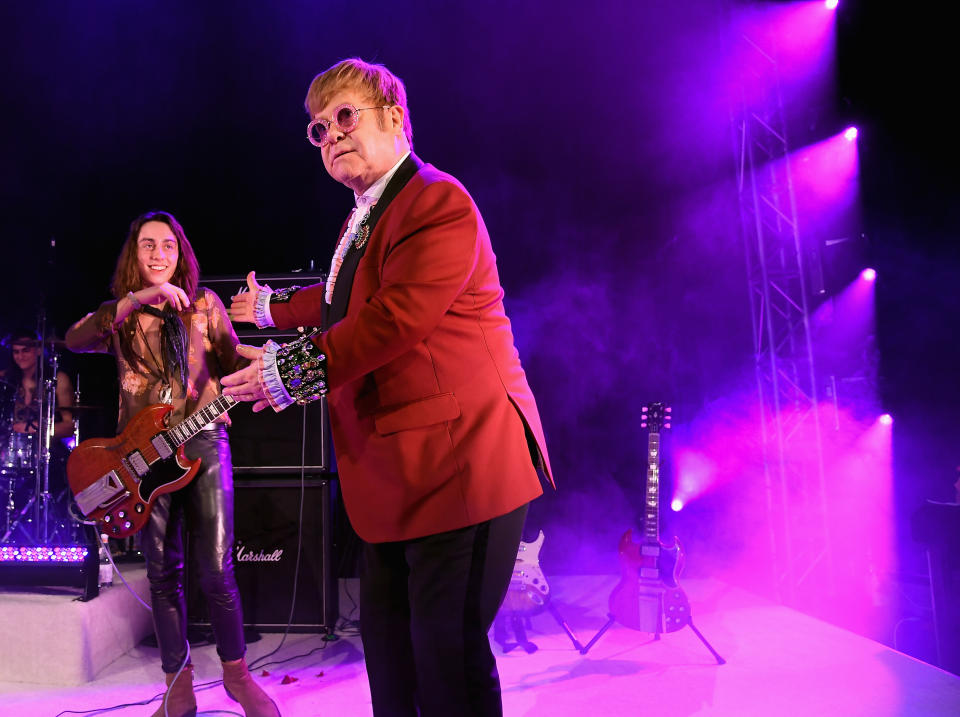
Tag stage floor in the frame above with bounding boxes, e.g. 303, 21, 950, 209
1, 574, 958, 716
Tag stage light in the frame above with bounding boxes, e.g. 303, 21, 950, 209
844, 126, 858, 142
671, 498, 684, 512
861, 267, 876, 281
0, 543, 99, 600
825, 0, 839, 10
879, 413, 893, 426
0, 545, 89, 562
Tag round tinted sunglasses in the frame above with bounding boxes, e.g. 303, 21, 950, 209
306, 103, 392, 148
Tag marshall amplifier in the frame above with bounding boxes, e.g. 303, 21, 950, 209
201, 273, 330, 473
188, 474, 339, 632
200, 272, 326, 343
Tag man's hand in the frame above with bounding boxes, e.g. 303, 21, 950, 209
221, 344, 271, 412
136, 282, 191, 312
228, 271, 263, 324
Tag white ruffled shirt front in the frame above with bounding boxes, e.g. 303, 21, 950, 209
258, 151, 411, 411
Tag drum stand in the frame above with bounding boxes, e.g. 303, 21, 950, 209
2, 470, 23, 541
1, 334, 82, 546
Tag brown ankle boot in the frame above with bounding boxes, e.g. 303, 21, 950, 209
222, 657, 280, 717
150, 664, 197, 717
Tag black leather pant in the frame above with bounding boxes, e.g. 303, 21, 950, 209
141, 425, 245, 674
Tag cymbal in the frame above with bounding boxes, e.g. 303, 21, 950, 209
0, 336, 67, 349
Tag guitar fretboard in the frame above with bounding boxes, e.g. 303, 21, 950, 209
643, 431, 660, 542
167, 394, 238, 447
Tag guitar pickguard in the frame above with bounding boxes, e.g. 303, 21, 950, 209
502, 530, 551, 616
136, 451, 194, 504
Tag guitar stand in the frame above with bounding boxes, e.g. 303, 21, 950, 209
579, 605, 725, 664
494, 602, 586, 654
494, 612, 538, 654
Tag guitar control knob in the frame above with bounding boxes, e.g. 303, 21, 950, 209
123, 521, 132, 530
103, 514, 111, 523
112, 526, 120, 534
117, 510, 126, 519
135, 504, 145, 514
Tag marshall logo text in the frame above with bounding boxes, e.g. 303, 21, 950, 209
236, 543, 284, 563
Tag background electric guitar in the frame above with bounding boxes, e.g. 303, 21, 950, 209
501, 530, 550, 616
608, 402, 691, 634
67, 394, 237, 538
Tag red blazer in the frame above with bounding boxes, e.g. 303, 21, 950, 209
270, 161, 553, 542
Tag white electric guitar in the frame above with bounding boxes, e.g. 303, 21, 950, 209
501, 530, 550, 615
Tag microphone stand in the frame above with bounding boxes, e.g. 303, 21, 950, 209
32, 237, 58, 544
37, 342, 59, 543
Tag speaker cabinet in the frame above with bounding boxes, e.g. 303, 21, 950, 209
201, 273, 330, 473
189, 475, 339, 632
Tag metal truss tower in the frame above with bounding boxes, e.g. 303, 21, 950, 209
733, 33, 834, 607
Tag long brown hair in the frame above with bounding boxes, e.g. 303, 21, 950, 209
111, 210, 200, 378
111, 211, 199, 300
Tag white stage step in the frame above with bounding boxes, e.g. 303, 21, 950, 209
0, 565, 152, 686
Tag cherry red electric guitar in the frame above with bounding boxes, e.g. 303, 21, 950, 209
608, 403, 691, 634
67, 394, 238, 538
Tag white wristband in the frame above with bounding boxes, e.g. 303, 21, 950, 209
126, 291, 142, 309
253, 285, 275, 328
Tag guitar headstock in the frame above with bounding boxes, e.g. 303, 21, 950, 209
641, 402, 672, 432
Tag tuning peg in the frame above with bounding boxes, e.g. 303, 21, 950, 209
664, 422, 671, 429
641, 422, 647, 428
665, 407, 672, 413
641, 406, 648, 412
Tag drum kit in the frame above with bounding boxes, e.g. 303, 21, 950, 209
1, 340, 97, 546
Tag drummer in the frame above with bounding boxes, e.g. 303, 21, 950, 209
3, 330, 74, 442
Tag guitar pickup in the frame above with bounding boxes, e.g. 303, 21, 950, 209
75, 471, 130, 516
151, 434, 173, 460
126, 450, 150, 477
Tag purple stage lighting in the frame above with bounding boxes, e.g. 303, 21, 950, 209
0, 543, 99, 600
731, 0, 838, 100
861, 267, 877, 281
825, 0, 839, 10
879, 413, 893, 426
844, 126, 858, 142
0, 545, 89, 562
670, 498, 684, 512
785, 130, 861, 244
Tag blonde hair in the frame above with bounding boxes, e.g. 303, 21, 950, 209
304, 58, 413, 149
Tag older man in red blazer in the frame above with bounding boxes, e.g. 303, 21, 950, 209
223, 57, 552, 716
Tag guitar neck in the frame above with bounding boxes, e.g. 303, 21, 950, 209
642, 430, 661, 543
166, 394, 238, 447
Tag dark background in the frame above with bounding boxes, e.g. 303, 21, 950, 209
1, 0, 956, 636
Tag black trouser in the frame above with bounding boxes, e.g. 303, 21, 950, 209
141, 425, 245, 674
360, 502, 529, 717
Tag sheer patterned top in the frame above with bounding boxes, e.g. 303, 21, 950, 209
65, 288, 247, 432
